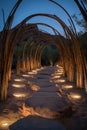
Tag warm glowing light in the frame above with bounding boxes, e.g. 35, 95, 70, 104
55, 84, 59, 87
58, 79, 65, 82
32, 70, 37, 73
36, 68, 42, 71
0, 121, 9, 128
62, 85, 73, 89
31, 85, 40, 91
52, 75, 61, 79
22, 74, 29, 77
58, 65, 63, 69
0, 120, 16, 129
1, 122, 8, 127
14, 78, 25, 82
71, 94, 81, 99
12, 84, 25, 88
13, 93, 26, 98
68, 93, 81, 100
28, 72, 35, 74
53, 78, 65, 83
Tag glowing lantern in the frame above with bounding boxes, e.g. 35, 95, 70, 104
0, 121, 9, 129
32, 70, 37, 73
31, 85, 40, 91
36, 68, 42, 71
1, 122, 8, 127
14, 78, 25, 82
52, 75, 61, 79
68, 93, 81, 100
13, 93, 26, 98
62, 85, 73, 89
28, 72, 35, 74
12, 84, 25, 88
22, 74, 29, 77
58, 65, 63, 68
58, 79, 65, 82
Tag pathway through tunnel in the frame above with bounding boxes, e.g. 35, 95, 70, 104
0, 0, 87, 130
0, 66, 87, 130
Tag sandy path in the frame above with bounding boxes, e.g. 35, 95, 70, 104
0, 66, 87, 130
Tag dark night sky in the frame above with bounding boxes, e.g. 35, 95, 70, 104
0, 0, 84, 35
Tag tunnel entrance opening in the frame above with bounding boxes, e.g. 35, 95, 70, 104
41, 44, 60, 66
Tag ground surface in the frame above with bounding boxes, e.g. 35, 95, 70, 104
0, 66, 87, 130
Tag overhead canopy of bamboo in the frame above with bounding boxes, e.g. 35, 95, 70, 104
0, 0, 87, 101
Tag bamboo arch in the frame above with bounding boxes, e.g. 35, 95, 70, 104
0, 2, 87, 101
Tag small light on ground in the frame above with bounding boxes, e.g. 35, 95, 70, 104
52, 75, 61, 79
62, 85, 73, 89
12, 84, 25, 88
0, 121, 9, 128
32, 70, 37, 73
22, 74, 29, 77
31, 85, 40, 91
58, 65, 63, 68
0, 120, 16, 129
68, 93, 81, 100
36, 68, 42, 71
55, 84, 59, 87
58, 79, 65, 82
14, 78, 25, 82
13, 93, 26, 98
28, 72, 35, 74
1, 122, 8, 127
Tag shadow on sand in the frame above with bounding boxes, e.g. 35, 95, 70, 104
9, 116, 66, 130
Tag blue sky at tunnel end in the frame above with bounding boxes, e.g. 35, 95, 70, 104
0, 0, 84, 35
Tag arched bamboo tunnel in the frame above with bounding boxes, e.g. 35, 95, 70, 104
0, 0, 87, 101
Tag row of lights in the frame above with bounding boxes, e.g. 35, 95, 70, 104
1, 67, 82, 129
54, 68, 82, 100
12, 69, 39, 98
0, 69, 40, 128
